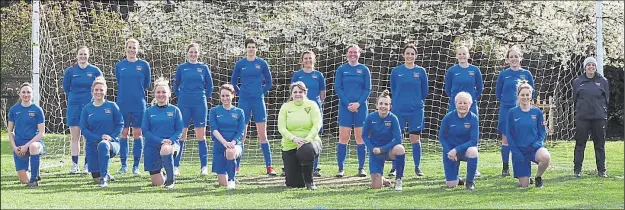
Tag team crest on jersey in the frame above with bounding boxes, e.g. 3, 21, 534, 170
312, 75, 317, 79
28, 111, 35, 118
531, 115, 537, 120
384, 121, 391, 127
197, 68, 202, 73
464, 123, 471, 129
414, 73, 419, 78
136, 66, 142, 71
167, 112, 174, 117
355, 69, 361, 74
520, 75, 526, 80
104, 108, 111, 114
87, 73, 93, 78
231, 113, 239, 119
595, 82, 601, 86
469, 71, 475, 76
304, 107, 311, 114
255, 64, 261, 69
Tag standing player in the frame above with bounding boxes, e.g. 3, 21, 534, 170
290, 50, 326, 177
8, 83, 46, 187
439, 92, 480, 191
80, 77, 123, 188
278, 82, 323, 190
505, 80, 551, 188
142, 77, 182, 190
230, 38, 276, 176
334, 44, 371, 178
173, 43, 214, 176
362, 90, 406, 191
210, 84, 245, 190
63, 46, 103, 174
572, 56, 610, 177
443, 45, 483, 177
388, 44, 427, 177
115, 38, 151, 175
495, 46, 535, 177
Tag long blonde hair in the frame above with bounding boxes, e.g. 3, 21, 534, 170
151, 77, 171, 106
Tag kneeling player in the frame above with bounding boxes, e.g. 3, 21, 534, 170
439, 92, 479, 190
141, 78, 182, 190
362, 90, 406, 191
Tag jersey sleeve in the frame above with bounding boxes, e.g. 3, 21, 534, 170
438, 114, 451, 152
361, 115, 374, 152
333, 67, 350, 107
526, 71, 536, 99
170, 106, 184, 143
357, 67, 372, 105
204, 65, 214, 99
474, 67, 484, 100
532, 109, 546, 149
233, 109, 245, 144
495, 70, 504, 100
230, 61, 241, 95
144, 61, 152, 89
420, 68, 429, 101
110, 103, 124, 139
444, 67, 453, 97
277, 103, 295, 141
261, 60, 273, 95
318, 71, 326, 91
173, 65, 182, 96
62, 67, 72, 95
35, 106, 45, 124
141, 108, 159, 145
79, 107, 99, 143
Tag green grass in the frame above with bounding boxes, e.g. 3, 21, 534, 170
1, 132, 623, 209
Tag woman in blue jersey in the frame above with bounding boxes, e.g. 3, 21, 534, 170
362, 90, 406, 191
63, 46, 103, 174
8, 83, 46, 187
388, 44, 427, 177
142, 77, 182, 190
80, 77, 124, 188
506, 80, 551, 188
442, 45, 483, 177
439, 92, 480, 191
495, 46, 535, 177
289, 50, 326, 177
173, 42, 213, 176
115, 38, 151, 175
210, 84, 245, 190
334, 44, 371, 178
230, 38, 276, 176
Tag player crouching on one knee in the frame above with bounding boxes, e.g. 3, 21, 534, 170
278, 82, 323, 190
506, 80, 551, 188
438, 92, 480, 191
141, 77, 183, 190
8, 82, 46, 188
362, 90, 406, 191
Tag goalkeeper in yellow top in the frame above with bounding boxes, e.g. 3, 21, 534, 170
278, 81, 322, 190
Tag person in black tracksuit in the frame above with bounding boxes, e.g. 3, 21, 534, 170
572, 56, 610, 178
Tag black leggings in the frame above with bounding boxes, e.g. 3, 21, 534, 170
282, 141, 321, 188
